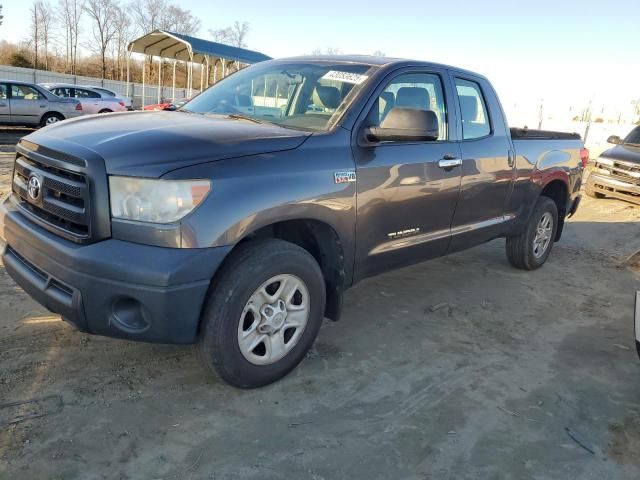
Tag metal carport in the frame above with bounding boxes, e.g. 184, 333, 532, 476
126, 30, 271, 107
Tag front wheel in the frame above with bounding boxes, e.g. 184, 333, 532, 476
198, 239, 326, 388
506, 196, 558, 270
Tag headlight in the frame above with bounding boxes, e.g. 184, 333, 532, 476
597, 157, 614, 166
109, 176, 211, 223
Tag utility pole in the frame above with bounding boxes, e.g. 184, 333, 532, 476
584, 98, 593, 144
633, 99, 640, 124
537, 99, 544, 130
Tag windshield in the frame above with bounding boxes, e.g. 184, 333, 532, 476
624, 126, 640, 146
182, 62, 378, 131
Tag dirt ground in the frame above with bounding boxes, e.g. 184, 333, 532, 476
1, 131, 640, 480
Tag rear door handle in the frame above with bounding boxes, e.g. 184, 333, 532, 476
438, 157, 462, 169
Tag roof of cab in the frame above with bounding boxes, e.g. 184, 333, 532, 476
272, 55, 487, 79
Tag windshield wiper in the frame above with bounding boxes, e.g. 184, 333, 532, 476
226, 113, 266, 124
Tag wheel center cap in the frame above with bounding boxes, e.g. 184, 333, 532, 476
258, 299, 288, 334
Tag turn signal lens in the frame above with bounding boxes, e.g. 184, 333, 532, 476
580, 147, 589, 168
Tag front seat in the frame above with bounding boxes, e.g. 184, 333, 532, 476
312, 86, 341, 111
395, 87, 430, 110
379, 91, 395, 122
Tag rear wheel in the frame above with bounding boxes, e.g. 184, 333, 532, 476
40, 112, 63, 127
198, 239, 326, 388
98, 109, 112, 113
506, 196, 558, 270
585, 180, 605, 199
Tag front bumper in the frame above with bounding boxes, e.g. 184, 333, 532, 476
0, 197, 231, 344
587, 173, 640, 205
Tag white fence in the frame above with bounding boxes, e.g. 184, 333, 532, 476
0, 64, 197, 108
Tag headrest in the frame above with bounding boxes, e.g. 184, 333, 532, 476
313, 86, 341, 110
380, 91, 395, 107
396, 87, 430, 109
236, 94, 252, 107
381, 107, 439, 135
459, 95, 478, 122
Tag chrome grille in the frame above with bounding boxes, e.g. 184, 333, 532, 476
596, 159, 640, 186
12, 153, 91, 238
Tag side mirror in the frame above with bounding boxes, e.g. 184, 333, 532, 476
607, 135, 622, 145
364, 107, 439, 143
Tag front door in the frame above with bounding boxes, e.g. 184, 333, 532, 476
9, 84, 48, 125
353, 70, 462, 280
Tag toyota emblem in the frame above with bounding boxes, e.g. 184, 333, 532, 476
27, 174, 41, 201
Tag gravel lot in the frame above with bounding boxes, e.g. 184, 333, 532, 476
0, 129, 639, 479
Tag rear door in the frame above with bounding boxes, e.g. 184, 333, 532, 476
9, 84, 48, 125
74, 88, 101, 113
447, 75, 515, 252
352, 68, 462, 280
0, 84, 10, 124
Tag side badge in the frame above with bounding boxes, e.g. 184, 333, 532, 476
334, 170, 356, 184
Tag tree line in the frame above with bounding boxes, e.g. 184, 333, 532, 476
0, 0, 250, 85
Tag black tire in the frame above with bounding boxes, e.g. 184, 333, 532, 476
98, 109, 112, 113
39, 112, 64, 128
198, 238, 326, 388
585, 180, 605, 199
506, 196, 558, 270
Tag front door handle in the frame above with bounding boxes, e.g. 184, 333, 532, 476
438, 157, 462, 169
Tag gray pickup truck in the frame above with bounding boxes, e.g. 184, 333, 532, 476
0, 56, 587, 387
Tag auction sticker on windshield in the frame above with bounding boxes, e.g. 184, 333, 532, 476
322, 71, 369, 85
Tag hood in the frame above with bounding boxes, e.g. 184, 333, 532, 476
25, 111, 312, 176
600, 143, 640, 166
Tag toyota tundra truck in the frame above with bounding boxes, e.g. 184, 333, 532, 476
0, 56, 587, 387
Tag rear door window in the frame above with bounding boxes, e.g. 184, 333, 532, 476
455, 78, 491, 140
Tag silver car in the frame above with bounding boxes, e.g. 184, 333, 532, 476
0, 80, 83, 127
87, 86, 133, 111
42, 83, 127, 114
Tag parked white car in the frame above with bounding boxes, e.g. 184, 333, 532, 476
86, 86, 133, 110
41, 83, 127, 114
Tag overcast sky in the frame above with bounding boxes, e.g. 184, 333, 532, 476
1, 0, 638, 124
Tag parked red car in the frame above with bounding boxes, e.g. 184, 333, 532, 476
143, 98, 189, 111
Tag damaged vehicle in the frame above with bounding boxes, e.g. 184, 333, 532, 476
586, 126, 640, 205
